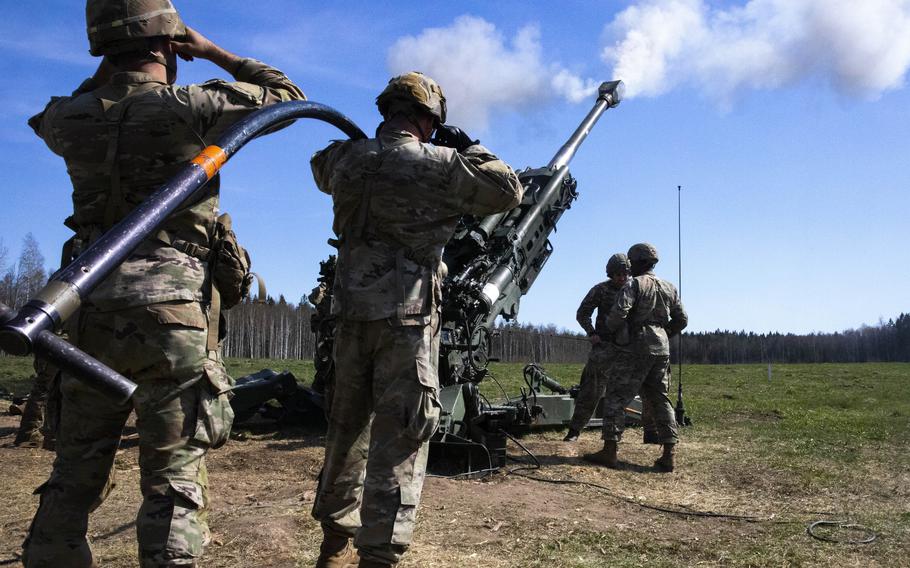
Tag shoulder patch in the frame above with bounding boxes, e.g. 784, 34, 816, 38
200, 79, 264, 106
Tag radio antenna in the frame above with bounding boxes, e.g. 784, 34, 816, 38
675, 184, 689, 426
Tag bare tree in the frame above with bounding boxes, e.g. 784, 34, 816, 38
14, 234, 46, 308
0, 238, 7, 275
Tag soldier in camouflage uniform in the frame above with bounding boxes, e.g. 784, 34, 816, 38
310, 72, 523, 568
563, 253, 630, 442
22, 2, 304, 566
12, 357, 59, 450
584, 243, 687, 472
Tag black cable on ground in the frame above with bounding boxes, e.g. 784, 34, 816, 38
509, 469, 772, 522
807, 520, 878, 544
497, 436, 879, 542
429, 428, 879, 544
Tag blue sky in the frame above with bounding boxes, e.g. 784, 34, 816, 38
1, 0, 908, 334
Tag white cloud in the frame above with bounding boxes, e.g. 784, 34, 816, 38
602, 0, 910, 103
388, 16, 597, 131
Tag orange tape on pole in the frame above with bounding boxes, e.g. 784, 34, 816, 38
191, 145, 227, 179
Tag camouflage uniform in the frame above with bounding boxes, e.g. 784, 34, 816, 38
310, 128, 522, 564
568, 279, 623, 432
13, 357, 59, 449
602, 271, 687, 443
23, 61, 304, 567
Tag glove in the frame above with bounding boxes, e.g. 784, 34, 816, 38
431, 125, 479, 152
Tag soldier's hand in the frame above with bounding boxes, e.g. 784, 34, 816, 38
171, 27, 215, 62
590, 334, 602, 345
431, 125, 479, 152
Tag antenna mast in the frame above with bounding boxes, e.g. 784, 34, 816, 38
675, 184, 688, 426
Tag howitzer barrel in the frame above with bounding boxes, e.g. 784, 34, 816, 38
477, 81, 624, 321
516, 81, 623, 244
0, 101, 366, 398
548, 80, 624, 170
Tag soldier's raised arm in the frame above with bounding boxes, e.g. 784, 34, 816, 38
310, 140, 353, 196
168, 27, 305, 141
28, 56, 119, 154
429, 122, 522, 215
444, 143, 524, 215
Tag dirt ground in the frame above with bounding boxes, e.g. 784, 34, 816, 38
0, 413, 906, 568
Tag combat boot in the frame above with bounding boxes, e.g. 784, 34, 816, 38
563, 428, 580, 442
14, 395, 45, 447
13, 428, 43, 447
315, 526, 359, 568
41, 435, 56, 452
582, 440, 618, 468
654, 443, 675, 472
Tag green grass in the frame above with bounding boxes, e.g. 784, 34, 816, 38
0, 356, 39, 395
6, 356, 903, 479
3, 358, 906, 462
225, 357, 315, 382
1, 357, 907, 565
2, 356, 907, 481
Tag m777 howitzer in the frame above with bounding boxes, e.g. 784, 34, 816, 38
0, 101, 366, 400
432, 81, 625, 471
310, 81, 626, 474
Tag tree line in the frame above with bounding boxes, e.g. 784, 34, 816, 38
679, 318, 910, 364
2, 234, 908, 365
220, 300, 909, 365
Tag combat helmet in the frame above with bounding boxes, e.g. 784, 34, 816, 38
627, 243, 659, 264
606, 253, 631, 277
376, 72, 447, 124
86, 0, 187, 56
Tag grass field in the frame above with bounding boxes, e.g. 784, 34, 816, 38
0, 357, 907, 567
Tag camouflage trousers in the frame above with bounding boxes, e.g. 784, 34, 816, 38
22, 301, 234, 568
602, 352, 678, 444
14, 357, 59, 447
567, 344, 615, 432
312, 316, 441, 565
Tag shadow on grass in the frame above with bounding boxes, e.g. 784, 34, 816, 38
94, 521, 136, 541
509, 451, 659, 473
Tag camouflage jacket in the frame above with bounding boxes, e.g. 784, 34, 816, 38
575, 279, 623, 339
311, 128, 523, 323
607, 271, 687, 356
29, 59, 305, 310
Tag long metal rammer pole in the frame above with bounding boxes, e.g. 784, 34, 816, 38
0, 101, 366, 401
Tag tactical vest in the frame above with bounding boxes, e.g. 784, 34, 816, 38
328, 136, 442, 323
52, 73, 247, 347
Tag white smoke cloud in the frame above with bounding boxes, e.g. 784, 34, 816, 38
602, 0, 910, 102
388, 16, 598, 130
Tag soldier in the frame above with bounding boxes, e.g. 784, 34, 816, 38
563, 253, 630, 442
22, 2, 304, 566
309, 256, 336, 404
584, 243, 687, 472
310, 72, 523, 568
12, 358, 59, 450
